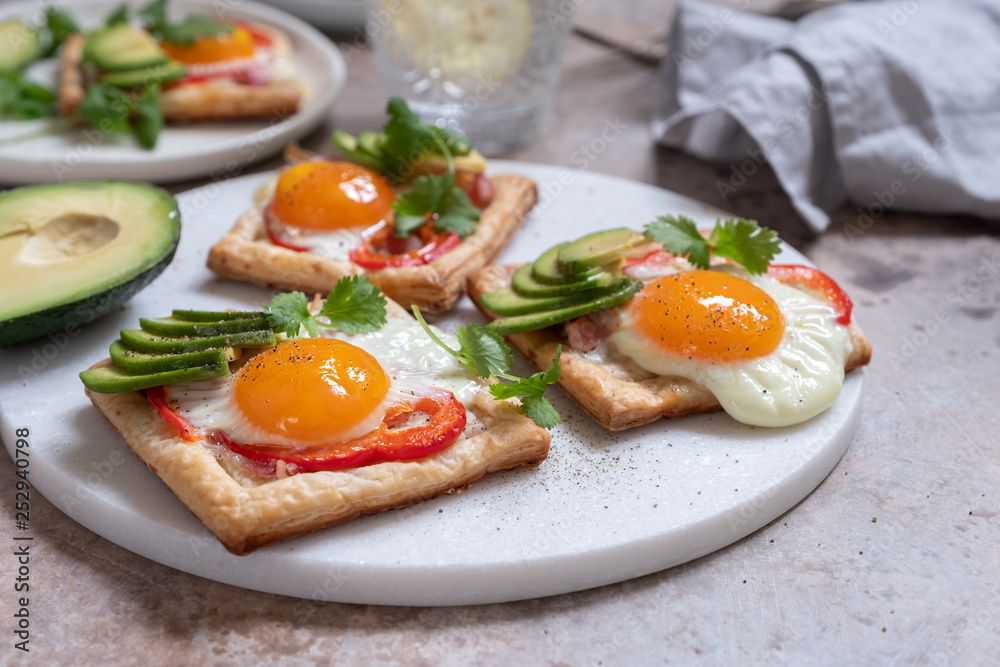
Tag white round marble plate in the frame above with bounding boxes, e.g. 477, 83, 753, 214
0, 0, 345, 185
0, 163, 864, 606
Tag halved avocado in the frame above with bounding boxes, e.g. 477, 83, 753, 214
0, 19, 41, 72
0, 181, 180, 347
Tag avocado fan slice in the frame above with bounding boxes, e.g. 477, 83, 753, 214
109, 340, 230, 375
488, 280, 643, 335
120, 328, 277, 354
139, 315, 269, 337
481, 278, 635, 316
80, 361, 230, 394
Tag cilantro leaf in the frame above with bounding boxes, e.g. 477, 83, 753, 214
434, 187, 480, 237
382, 96, 436, 173
163, 16, 234, 46
393, 212, 429, 238
264, 291, 318, 337
709, 218, 780, 275
0, 73, 56, 120
105, 4, 130, 27
412, 306, 562, 429
316, 276, 387, 334
488, 347, 563, 429
131, 84, 163, 149
43, 7, 81, 57
391, 172, 480, 239
430, 125, 472, 157
392, 172, 454, 218
138, 0, 167, 38
454, 324, 512, 378
76, 83, 131, 133
643, 215, 710, 268
518, 393, 563, 430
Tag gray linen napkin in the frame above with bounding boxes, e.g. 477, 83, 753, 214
652, 0, 1000, 232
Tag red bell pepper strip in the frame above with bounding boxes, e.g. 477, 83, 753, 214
147, 386, 200, 442
349, 228, 460, 269
215, 393, 467, 472
263, 203, 311, 252
767, 264, 854, 325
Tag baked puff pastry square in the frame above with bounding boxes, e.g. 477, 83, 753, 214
59, 23, 303, 122
206, 173, 538, 314
84, 300, 550, 555
467, 264, 872, 432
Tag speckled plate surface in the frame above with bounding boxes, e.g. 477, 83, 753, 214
0, 163, 864, 606
0, 0, 345, 185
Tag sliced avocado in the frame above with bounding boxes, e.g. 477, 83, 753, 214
488, 281, 643, 335
357, 131, 384, 158
331, 129, 387, 172
80, 360, 230, 394
480, 279, 634, 316
172, 309, 264, 322
511, 264, 616, 298
0, 181, 179, 348
120, 328, 276, 354
532, 243, 605, 284
0, 19, 41, 72
412, 150, 487, 176
557, 228, 645, 274
139, 315, 269, 337
109, 340, 229, 374
101, 61, 187, 87
83, 24, 168, 72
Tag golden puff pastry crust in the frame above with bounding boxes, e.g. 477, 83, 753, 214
84, 305, 551, 555
206, 174, 538, 314
467, 264, 873, 432
59, 25, 302, 122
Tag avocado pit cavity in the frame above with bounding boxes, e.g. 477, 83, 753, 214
18, 213, 120, 264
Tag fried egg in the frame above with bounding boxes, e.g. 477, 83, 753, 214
264, 161, 396, 259
604, 267, 851, 427
165, 318, 482, 450
162, 24, 297, 86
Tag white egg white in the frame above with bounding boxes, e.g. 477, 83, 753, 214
265, 206, 369, 260
164, 318, 484, 450
604, 268, 853, 427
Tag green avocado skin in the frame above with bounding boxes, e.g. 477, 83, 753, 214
0, 242, 177, 348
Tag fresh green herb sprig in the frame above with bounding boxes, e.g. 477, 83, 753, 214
43, 7, 80, 57
75, 82, 164, 149
411, 307, 563, 429
138, 0, 234, 45
0, 72, 56, 120
263, 277, 387, 338
643, 215, 780, 275
392, 170, 481, 238
332, 97, 481, 240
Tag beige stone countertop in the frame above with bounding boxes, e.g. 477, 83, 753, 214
2, 2, 1000, 664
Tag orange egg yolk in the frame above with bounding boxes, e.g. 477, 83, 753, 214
270, 161, 396, 231
234, 338, 390, 445
632, 270, 785, 363
162, 26, 255, 64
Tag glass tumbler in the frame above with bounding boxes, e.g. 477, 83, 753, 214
366, 0, 575, 155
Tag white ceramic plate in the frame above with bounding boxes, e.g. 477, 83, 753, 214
0, 163, 864, 606
0, 0, 346, 185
